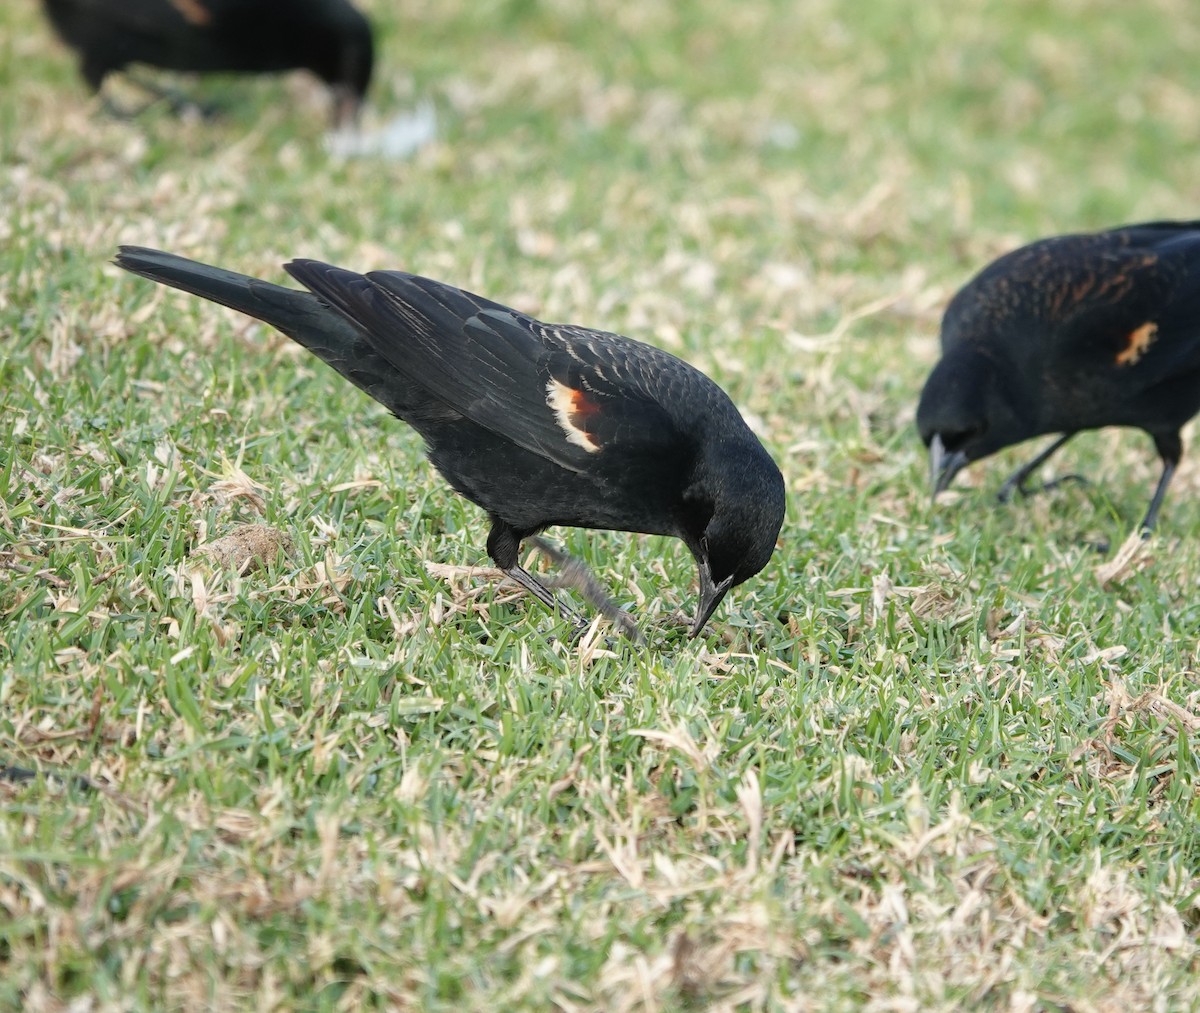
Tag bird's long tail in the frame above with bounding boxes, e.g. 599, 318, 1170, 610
114, 246, 409, 413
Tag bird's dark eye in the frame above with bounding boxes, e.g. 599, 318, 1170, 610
937, 427, 983, 453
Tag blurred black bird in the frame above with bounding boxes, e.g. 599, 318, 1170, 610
114, 247, 786, 638
917, 220, 1200, 533
41, 0, 374, 127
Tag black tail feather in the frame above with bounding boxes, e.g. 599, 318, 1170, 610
114, 246, 420, 416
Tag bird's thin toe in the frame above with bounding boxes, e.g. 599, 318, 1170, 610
1042, 473, 1089, 493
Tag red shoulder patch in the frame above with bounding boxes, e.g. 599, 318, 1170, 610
546, 378, 602, 452
1115, 322, 1157, 366
168, 0, 213, 26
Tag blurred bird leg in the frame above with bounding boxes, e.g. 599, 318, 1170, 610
528, 536, 642, 642
107, 72, 213, 118
996, 433, 1082, 502
1140, 457, 1177, 535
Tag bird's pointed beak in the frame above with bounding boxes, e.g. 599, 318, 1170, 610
331, 84, 362, 130
691, 562, 735, 638
929, 433, 969, 501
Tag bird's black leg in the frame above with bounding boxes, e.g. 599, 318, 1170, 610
123, 71, 215, 118
1141, 435, 1181, 535
500, 562, 590, 637
487, 520, 588, 638
528, 536, 643, 642
996, 433, 1083, 502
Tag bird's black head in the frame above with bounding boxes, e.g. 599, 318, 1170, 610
916, 347, 1032, 496
683, 441, 785, 637
301, 0, 374, 127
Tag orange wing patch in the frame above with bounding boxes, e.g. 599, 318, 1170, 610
546, 378, 602, 453
1115, 321, 1157, 366
169, 0, 213, 26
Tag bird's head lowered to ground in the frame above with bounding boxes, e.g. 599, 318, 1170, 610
916, 346, 1032, 497
682, 447, 785, 637
317, 2, 375, 127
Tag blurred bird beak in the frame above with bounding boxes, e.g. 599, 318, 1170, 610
331, 85, 362, 130
691, 562, 735, 638
929, 433, 969, 500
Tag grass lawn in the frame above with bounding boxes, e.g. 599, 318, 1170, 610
3, 0, 1200, 1008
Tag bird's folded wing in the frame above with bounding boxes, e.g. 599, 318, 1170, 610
1053, 250, 1200, 384
65, 0, 209, 32
285, 260, 686, 471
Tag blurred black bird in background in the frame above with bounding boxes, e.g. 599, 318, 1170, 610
41, 0, 374, 127
114, 247, 786, 639
918, 220, 1200, 533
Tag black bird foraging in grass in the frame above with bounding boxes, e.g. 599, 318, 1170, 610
917, 220, 1200, 534
41, 0, 374, 127
114, 246, 785, 639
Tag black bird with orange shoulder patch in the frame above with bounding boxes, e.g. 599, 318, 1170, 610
114, 247, 785, 639
917, 220, 1200, 533
41, 0, 373, 127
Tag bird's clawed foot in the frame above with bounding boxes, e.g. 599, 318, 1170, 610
997, 471, 1089, 504
993, 434, 1082, 504
102, 75, 219, 121
500, 563, 586, 640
